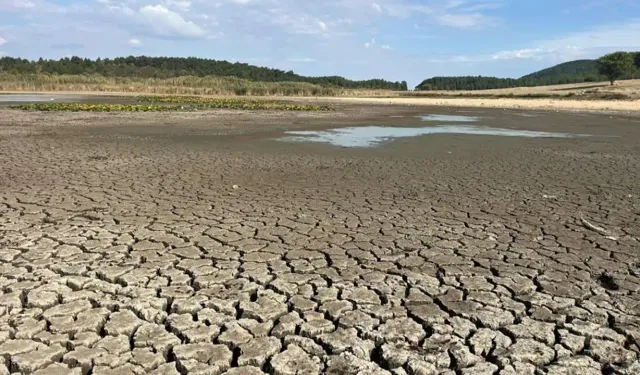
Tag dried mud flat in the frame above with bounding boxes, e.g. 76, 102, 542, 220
0, 105, 639, 375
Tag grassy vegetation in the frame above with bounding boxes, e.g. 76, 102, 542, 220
10, 103, 180, 112
9, 97, 332, 112
136, 95, 331, 110
0, 73, 357, 96
399, 91, 634, 100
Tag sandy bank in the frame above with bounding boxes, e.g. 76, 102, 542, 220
322, 96, 640, 113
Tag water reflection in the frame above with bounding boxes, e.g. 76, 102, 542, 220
281, 125, 584, 148
420, 114, 479, 122
0, 95, 56, 102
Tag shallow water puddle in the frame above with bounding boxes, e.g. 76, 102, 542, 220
420, 114, 480, 122
0, 95, 56, 102
281, 125, 584, 148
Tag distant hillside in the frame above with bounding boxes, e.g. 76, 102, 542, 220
519, 60, 601, 81
0, 56, 408, 91
416, 58, 639, 91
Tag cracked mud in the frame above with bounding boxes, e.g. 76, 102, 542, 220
0, 105, 639, 375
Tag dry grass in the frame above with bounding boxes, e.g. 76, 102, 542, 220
324, 96, 640, 112
403, 79, 640, 100
0, 74, 395, 97
3, 74, 639, 109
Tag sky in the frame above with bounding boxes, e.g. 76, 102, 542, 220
1, 0, 640, 87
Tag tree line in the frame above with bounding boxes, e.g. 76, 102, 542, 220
2, 52, 639, 92
0, 56, 408, 91
416, 52, 640, 91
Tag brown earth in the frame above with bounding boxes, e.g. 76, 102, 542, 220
411, 79, 640, 98
325, 96, 640, 113
3, 89, 640, 113
1, 103, 639, 375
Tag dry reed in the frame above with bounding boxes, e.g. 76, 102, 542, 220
0, 74, 397, 97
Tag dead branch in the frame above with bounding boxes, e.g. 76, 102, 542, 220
580, 217, 617, 240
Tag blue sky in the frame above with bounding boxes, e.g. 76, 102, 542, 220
1, 0, 639, 87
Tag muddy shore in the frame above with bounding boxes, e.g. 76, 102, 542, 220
2, 91, 640, 113
1, 104, 639, 374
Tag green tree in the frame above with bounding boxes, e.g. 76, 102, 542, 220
634, 53, 640, 69
0, 56, 408, 91
597, 52, 635, 85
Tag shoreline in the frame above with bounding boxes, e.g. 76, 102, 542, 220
319, 96, 640, 114
2, 90, 640, 114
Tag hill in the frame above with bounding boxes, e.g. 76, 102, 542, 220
0, 56, 408, 91
519, 59, 601, 82
416, 57, 640, 91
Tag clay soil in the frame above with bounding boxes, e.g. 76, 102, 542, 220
1, 103, 639, 375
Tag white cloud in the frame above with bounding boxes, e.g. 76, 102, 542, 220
128, 38, 142, 47
139, 4, 206, 37
491, 48, 548, 61
490, 21, 640, 62
427, 48, 562, 63
462, 1, 505, 12
364, 37, 376, 48
106, 3, 136, 17
0, 0, 35, 10
539, 21, 640, 51
0, 37, 7, 46
437, 13, 496, 28
445, 0, 466, 9
379, 3, 433, 18
425, 20, 640, 65
287, 57, 316, 63
360, 1, 499, 29
364, 38, 391, 50
165, 0, 191, 12
271, 13, 330, 35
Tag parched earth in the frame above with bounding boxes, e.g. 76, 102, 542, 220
0, 106, 639, 375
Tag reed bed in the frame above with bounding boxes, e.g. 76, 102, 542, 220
0, 73, 388, 97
